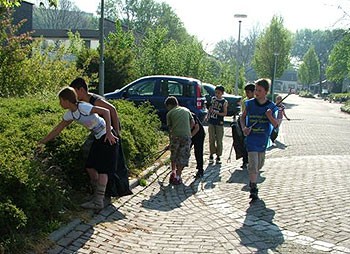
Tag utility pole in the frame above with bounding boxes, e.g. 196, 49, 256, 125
233, 14, 247, 96
98, 0, 105, 96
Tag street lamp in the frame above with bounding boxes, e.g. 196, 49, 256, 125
272, 52, 279, 102
98, 0, 105, 96
234, 14, 247, 96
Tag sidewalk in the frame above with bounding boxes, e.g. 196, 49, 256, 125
47, 95, 350, 254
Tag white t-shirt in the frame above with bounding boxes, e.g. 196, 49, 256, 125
63, 102, 106, 139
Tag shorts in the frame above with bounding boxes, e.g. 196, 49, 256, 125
248, 152, 265, 174
85, 134, 118, 174
170, 136, 192, 167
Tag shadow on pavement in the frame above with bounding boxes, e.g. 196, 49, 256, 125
141, 180, 196, 212
47, 206, 126, 253
267, 140, 287, 151
201, 164, 222, 190
227, 168, 266, 192
236, 199, 284, 253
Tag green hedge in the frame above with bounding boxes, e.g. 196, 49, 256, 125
298, 90, 315, 98
329, 93, 350, 103
0, 96, 165, 252
341, 100, 350, 113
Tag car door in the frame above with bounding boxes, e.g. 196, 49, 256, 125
123, 79, 157, 107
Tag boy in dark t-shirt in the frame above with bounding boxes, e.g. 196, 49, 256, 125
240, 78, 278, 202
206, 85, 228, 164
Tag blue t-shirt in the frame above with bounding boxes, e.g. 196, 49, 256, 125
245, 98, 278, 152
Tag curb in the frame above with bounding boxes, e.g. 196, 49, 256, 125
48, 160, 168, 245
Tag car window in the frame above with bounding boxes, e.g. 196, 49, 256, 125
202, 86, 210, 96
127, 80, 155, 96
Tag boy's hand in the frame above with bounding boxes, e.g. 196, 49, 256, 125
243, 126, 251, 136
265, 108, 273, 117
105, 131, 118, 145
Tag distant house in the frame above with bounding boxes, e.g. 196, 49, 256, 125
274, 69, 299, 93
13, 1, 119, 49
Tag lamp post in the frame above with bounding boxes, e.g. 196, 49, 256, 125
234, 14, 247, 96
98, 0, 105, 96
272, 52, 279, 102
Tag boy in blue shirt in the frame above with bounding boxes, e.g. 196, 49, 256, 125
240, 78, 278, 202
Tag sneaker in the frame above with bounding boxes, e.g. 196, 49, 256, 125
171, 175, 182, 185
241, 163, 248, 170
104, 196, 112, 207
169, 172, 176, 184
80, 199, 104, 210
216, 156, 221, 164
194, 170, 204, 179
209, 155, 214, 164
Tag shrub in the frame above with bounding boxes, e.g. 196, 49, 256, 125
341, 100, 350, 113
0, 96, 165, 252
329, 93, 350, 103
298, 90, 315, 98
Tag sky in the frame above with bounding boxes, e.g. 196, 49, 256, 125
30, 0, 350, 52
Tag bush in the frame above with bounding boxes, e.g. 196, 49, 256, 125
341, 100, 350, 113
0, 96, 165, 252
298, 90, 315, 98
329, 93, 350, 103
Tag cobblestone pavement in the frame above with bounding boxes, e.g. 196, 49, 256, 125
47, 95, 350, 254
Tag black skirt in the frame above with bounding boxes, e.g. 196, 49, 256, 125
85, 134, 117, 174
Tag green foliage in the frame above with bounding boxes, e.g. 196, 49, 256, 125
0, 96, 165, 252
0, 9, 81, 97
329, 93, 350, 103
326, 32, 350, 83
298, 90, 315, 98
112, 100, 165, 172
0, 97, 69, 252
252, 15, 292, 80
104, 21, 138, 92
341, 100, 350, 113
298, 46, 320, 89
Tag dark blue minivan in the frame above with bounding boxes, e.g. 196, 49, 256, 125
104, 75, 208, 125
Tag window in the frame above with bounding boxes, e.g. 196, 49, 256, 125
127, 81, 155, 96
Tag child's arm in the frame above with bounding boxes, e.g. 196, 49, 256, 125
240, 109, 251, 136
94, 98, 121, 136
39, 120, 72, 144
265, 109, 279, 128
282, 110, 290, 121
91, 106, 117, 145
212, 101, 228, 117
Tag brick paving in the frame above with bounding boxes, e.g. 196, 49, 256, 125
47, 95, 350, 254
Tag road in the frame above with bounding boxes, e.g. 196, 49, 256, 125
48, 94, 350, 254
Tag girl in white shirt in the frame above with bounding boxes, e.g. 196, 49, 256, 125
39, 87, 117, 210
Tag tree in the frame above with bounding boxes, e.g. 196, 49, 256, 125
102, 0, 190, 43
326, 32, 350, 84
291, 29, 345, 93
252, 16, 292, 88
0, 0, 57, 8
33, 0, 98, 29
298, 46, 320, 91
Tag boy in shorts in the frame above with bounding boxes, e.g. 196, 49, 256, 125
240, 78, 278, 202
165, 96, 194, 185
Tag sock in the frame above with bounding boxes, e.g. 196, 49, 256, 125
94, 183, 106, 206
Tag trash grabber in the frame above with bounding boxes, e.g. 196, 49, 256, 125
276, 88, 292, 106
227, 141, 234, 162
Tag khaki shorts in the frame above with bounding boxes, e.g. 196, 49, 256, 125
170, 136, 192, 167
248, 152, 265, 174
